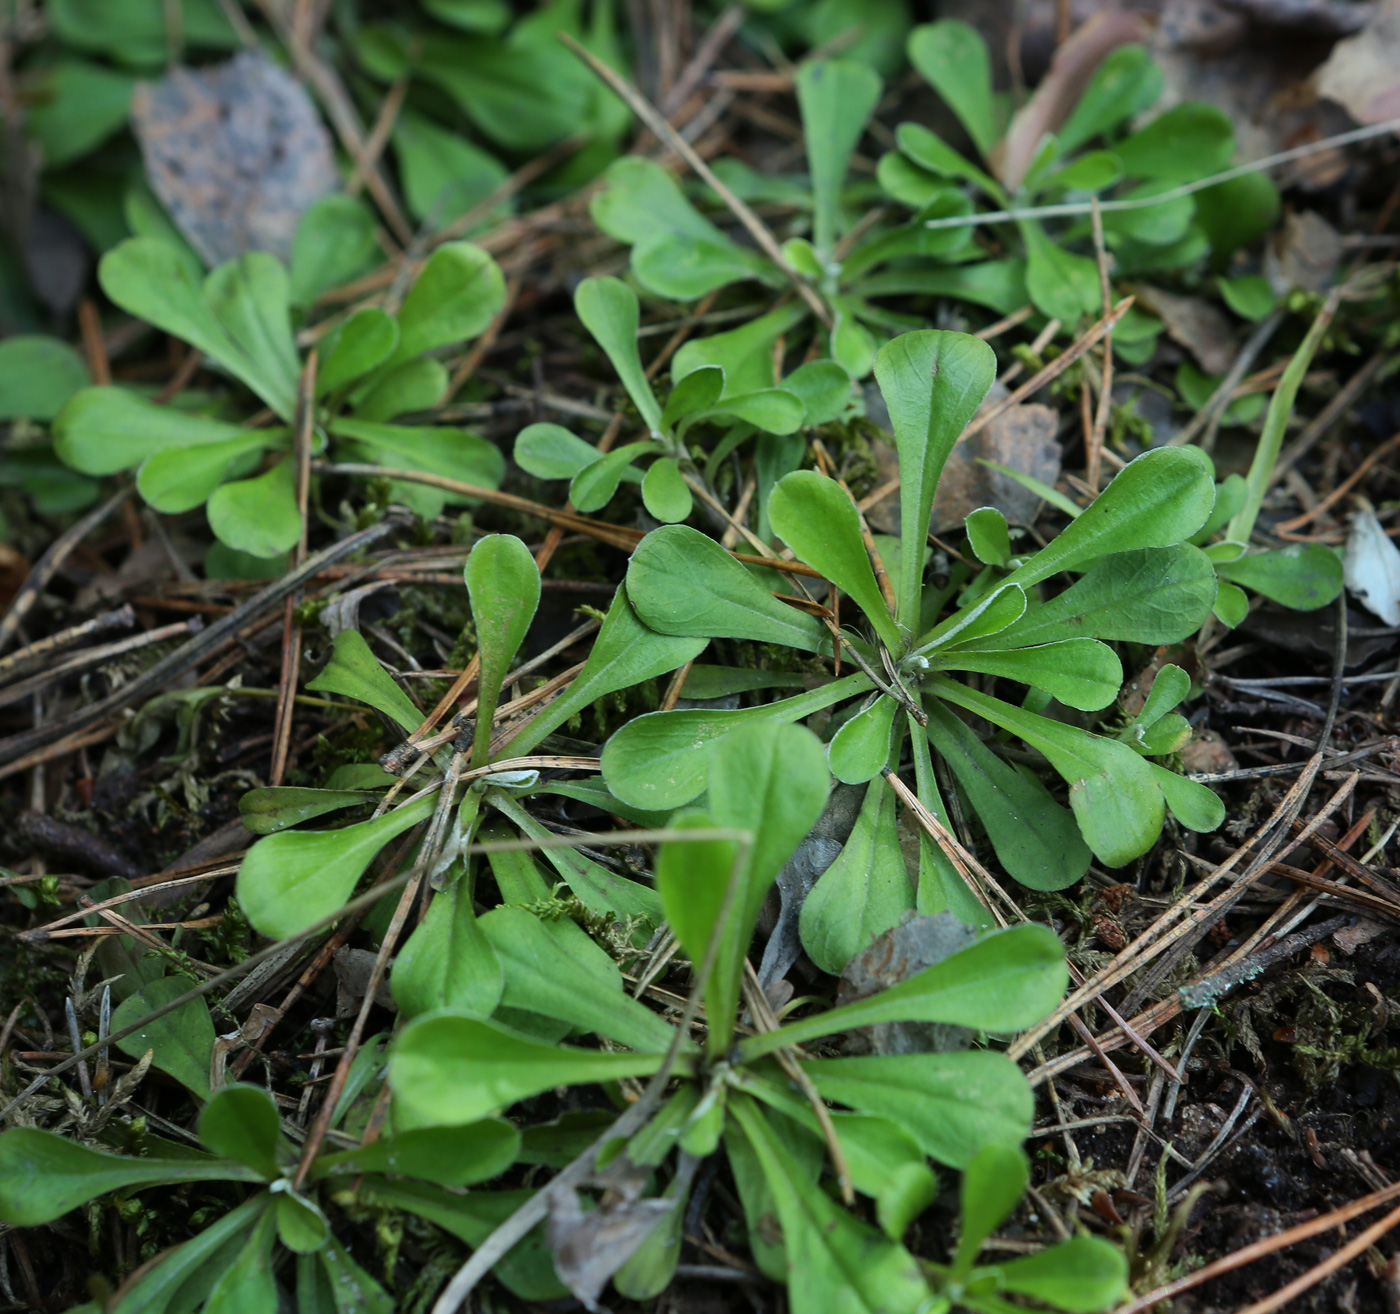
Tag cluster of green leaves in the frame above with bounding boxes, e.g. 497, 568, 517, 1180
0, 1081, 531, 1313
514, 275, 849, 523
43, 226, 505, 568
882, 22, 1279, 352
591, 57, 978, 378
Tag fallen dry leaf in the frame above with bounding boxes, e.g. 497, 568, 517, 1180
837, 912, 978, 1056
132, 51, 338, 266
1316, 0, 1400, 124
991, 8, 1147, 191
1266, 208, 1344, 293
1133, 284, 1239, 376
548, 1171, 672, 1312
1181, 729, 1239, 774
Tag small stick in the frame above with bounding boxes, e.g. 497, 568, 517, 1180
1086, 198, 1113, 493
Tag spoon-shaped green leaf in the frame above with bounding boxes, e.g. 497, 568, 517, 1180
464, 534, 540, 766
798, 59, 883, 262
769, 470, 903, 652
236, 792, 436, 939
873, 330, 995, 629
626, 523, 830, 653
575, 277, 663, 432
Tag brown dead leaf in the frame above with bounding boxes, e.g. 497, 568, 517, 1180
837, 912, 978, 1056
1181, 730, 1239, 774
1266, 209, 1344, 293
1133, 284, 1238, 376
547, 1173, 673, 1312
992, 8, 1147, 191
1316, 0, 1400, 124
132, 51, 337, 267
868, 395, 1062, 535
1333, 918, 1389, 954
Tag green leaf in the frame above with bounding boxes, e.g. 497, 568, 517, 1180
393, 109, 509, 228
329, 417, 505, 504
239, 787, 375, 835
1057, 44, 1163, 154
953, 1144, 1028, 1277
853, 259, 1029, 316
201, 254, 301, 420
832, 301, 878, 379
925, 703, 1090, 892
390, 1014, 667, 1127
908, 22, 999, 156
784, 360, 852, 425
965, 507, 1011, 568
929, 677, 1173, 865
392, 242, 505, 364
310, 1238, 395, 1314
915, 582, 1026, 654
391, 878, 504, 1020
1196, 172, 1280, 263
507, 583, 708, 757
804, 1050, 1033, 1168
54, 387, 246, 475
800, 773, 914, 973
513, 422, 599, 479
1022, 221, 1103, 322
1214, 579, 1249, 627
769, 470, 903, 651
742, 923, 1066, 1060
1039, 150, 1123, 193
137, 431, 281, 514
931, 639, 1122, 711
99, 240, 295, 417
998, 1235, 1129, 1312
893, 122, 1003, 199
601, 672, 872, 810
352, 357, 448, 421
661, 364, 725, 428
797, 59, 882, 259
204, 1206, 278, 1314
591, 156, 725, 246
112, 977, 217, 1100
1102, 181, 1195, 245
1218, 274, 1277, 322
575, 277, 662, 431
314, 1121, 520, 1187
874, 330, 996, 629
1001, 448, 1215, 591
568, 440, 662, 513
706, 722, 831, 1048
26, 59, 137, 166
290, 194, 378, 309
464, 534, 539, 765
276, 1190, 330, 1252
626, 524, 830, 653
481, 905, 674, 1052
729, 1096, 933, 1314
307, 628, 425, 733
1216, 544, 1343, 611
634, 233, 778, 300
673, 302, 808, 397
0, 1128, 258, 1226
657, 811, 742, 1058
828, 696, 898, 784
1116, 103, 1234, 182
205, 459, 302, 558
0, 336, 91, 420
641, 456, 693, 522
198, 1084, 284, 1179
319, 308, 400, 395
978, 545, 1217, 649
236, 793, 437, 940
703, 387, 807, 435
1150, 762, 1226, 831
